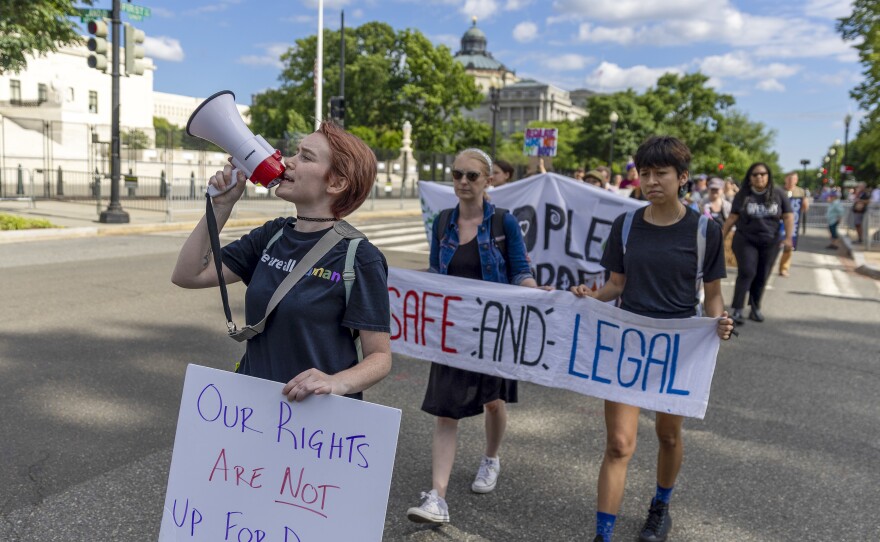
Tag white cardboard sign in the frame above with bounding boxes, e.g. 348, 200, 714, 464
160, 364, 401, 542
389, 268, 721, 419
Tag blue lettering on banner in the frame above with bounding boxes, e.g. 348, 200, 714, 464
568, 316, 692, 396
196, 384, 263, 434
171, 498, 203, 537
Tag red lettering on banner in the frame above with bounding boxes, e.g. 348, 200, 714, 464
421, 292, 442, 346
208, 448, 265, 489
442, 296, 461, 353
388, 287, 401, 340
403, 290, 420, 343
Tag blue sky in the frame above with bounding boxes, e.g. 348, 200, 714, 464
108, 0, 861, 172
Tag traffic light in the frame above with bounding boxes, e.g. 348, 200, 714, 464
717, 163, 724, 171
124, 23, 145, 76
329, 96, 345, 122
87, 19, 109, 71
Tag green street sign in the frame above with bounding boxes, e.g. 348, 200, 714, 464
121, 3, 151, 20
77, 7, 112, 22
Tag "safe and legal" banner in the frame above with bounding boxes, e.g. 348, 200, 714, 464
389, 268, 721, 419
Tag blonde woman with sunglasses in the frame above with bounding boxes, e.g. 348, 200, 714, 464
407, 148, 543, 525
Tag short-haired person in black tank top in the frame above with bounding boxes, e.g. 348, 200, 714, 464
720, 163, 794, 325
406, 148, 549, 526
570, 136, 735, 542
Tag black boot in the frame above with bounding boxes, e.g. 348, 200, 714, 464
730, 309, 745, 325
639, 498, 672, 542
749, 307, 764, 322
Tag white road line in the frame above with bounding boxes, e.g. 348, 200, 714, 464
369, 232, 430, 244
814, 268, 841, 297
353, 222, 422, 232
832, 268, 861, 297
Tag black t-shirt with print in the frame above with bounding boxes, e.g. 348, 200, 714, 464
222, 218, 390, 399
731, 188, 792, 244
601, 207, 726, 319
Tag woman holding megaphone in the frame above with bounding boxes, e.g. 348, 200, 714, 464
171, 119, 392, 402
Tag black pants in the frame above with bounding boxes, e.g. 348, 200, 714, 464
732, 233, 781, 310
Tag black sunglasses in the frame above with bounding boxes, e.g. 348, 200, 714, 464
452, 169, 482, 182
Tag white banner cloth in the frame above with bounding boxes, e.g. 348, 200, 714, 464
160, 365, 401, 542
419, 173, 646, 289
389, 268, 721, 419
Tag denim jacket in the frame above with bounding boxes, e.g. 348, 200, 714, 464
429, 200, 533, 285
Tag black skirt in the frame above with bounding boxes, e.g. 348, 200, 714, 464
420, 235, 518, 419
421, 363, 518, 419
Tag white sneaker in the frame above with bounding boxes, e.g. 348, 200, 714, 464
471, 455, 501, 493
406, 489, 450, 524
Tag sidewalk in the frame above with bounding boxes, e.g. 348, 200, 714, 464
0, 196, 423, 244
841, 236, 880, 280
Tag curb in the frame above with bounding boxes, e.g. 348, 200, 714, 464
0, 208, 422, 244
841, 237, 880, 280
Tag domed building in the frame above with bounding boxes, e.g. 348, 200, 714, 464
453, 18, 589, 139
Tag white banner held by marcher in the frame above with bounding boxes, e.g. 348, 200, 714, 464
159, 364, 401, 542
419, 173, 646, 290
389, 268, 721, 419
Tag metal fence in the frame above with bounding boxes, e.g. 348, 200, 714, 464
804, 201, 880, 251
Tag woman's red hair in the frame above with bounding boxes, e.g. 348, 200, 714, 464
319, 120, 377, 218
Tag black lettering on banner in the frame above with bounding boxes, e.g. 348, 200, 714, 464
585, 217, 613, 263
564, 209, 583, 259
476, 300, 552, 369
544, 203, 565, 250
513, 205, 537, 251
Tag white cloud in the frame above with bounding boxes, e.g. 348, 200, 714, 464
282, 15, 315, 24
553, 0, 721, 24
578, 23, 635, 44
301, 0, 351, 8
183, 0, 242, 16
461, 0, 500, 20
804, 0, 853, 19
352, 8, 364, 17
698, 52, 800, 81
513, 22, 538, 43
150, 7, 174, 18
429, 33, 461, 49
236, 43, 289, 69
144, 36, 184, 62
756, 79, 785, 92
585, 61, 683, 91
505, 0, 531, 9
546, 53, 593, 71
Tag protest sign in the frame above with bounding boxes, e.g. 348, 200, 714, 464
388, 268, 721, 418
780, 197, 802, 249
523, 128, 558, 156
160, 365, 401, 542
419, 173, 645, 290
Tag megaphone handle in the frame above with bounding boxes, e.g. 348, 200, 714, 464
206, 168, 240, 198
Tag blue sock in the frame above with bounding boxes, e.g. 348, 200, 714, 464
654, 484, 674, 504
596, 511, 616, 542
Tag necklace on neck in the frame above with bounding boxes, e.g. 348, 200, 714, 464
296, 216, 336, 222
647, 204, 685, 226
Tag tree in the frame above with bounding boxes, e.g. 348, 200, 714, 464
838, 0, 880, 182
574, 90, 656, 172
0, 0, 93, 74
249, 22, 484, 153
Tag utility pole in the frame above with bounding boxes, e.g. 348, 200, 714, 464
100, 0, 129, 223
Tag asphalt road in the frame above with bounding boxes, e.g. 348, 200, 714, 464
1, 221, 878, 541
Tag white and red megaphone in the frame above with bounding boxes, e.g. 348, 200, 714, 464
186, 90, 285, 197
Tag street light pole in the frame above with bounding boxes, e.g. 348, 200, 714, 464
99, 0, 129, 223
843, 114, 851, 181
608, 111, 619, 176
489, 84, 500, 159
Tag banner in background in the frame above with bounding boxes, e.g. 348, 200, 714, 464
419, 174, 646, 289
389, 268, 721, 419
160, 365, 401, 542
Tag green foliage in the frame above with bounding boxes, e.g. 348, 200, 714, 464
0, 213, 57, 230
0, 0, 93, 74
153, 116, 223, 152
249, 22, 483, 153
838, 0, 880, 184
123, 128, 151, 150
575, 73, 778, 181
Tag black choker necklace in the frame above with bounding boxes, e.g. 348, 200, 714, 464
296, 216, 336, 222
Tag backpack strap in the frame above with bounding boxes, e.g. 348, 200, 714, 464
344, 237, 363, 362
492, 207, 507, 257
621, 209, 636, 255
435, 208, 454, 246
263, 226, 285, 253
695, 214, 709, 316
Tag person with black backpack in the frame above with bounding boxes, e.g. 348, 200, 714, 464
406, 148, 546, 526
570, 136, 734, 542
